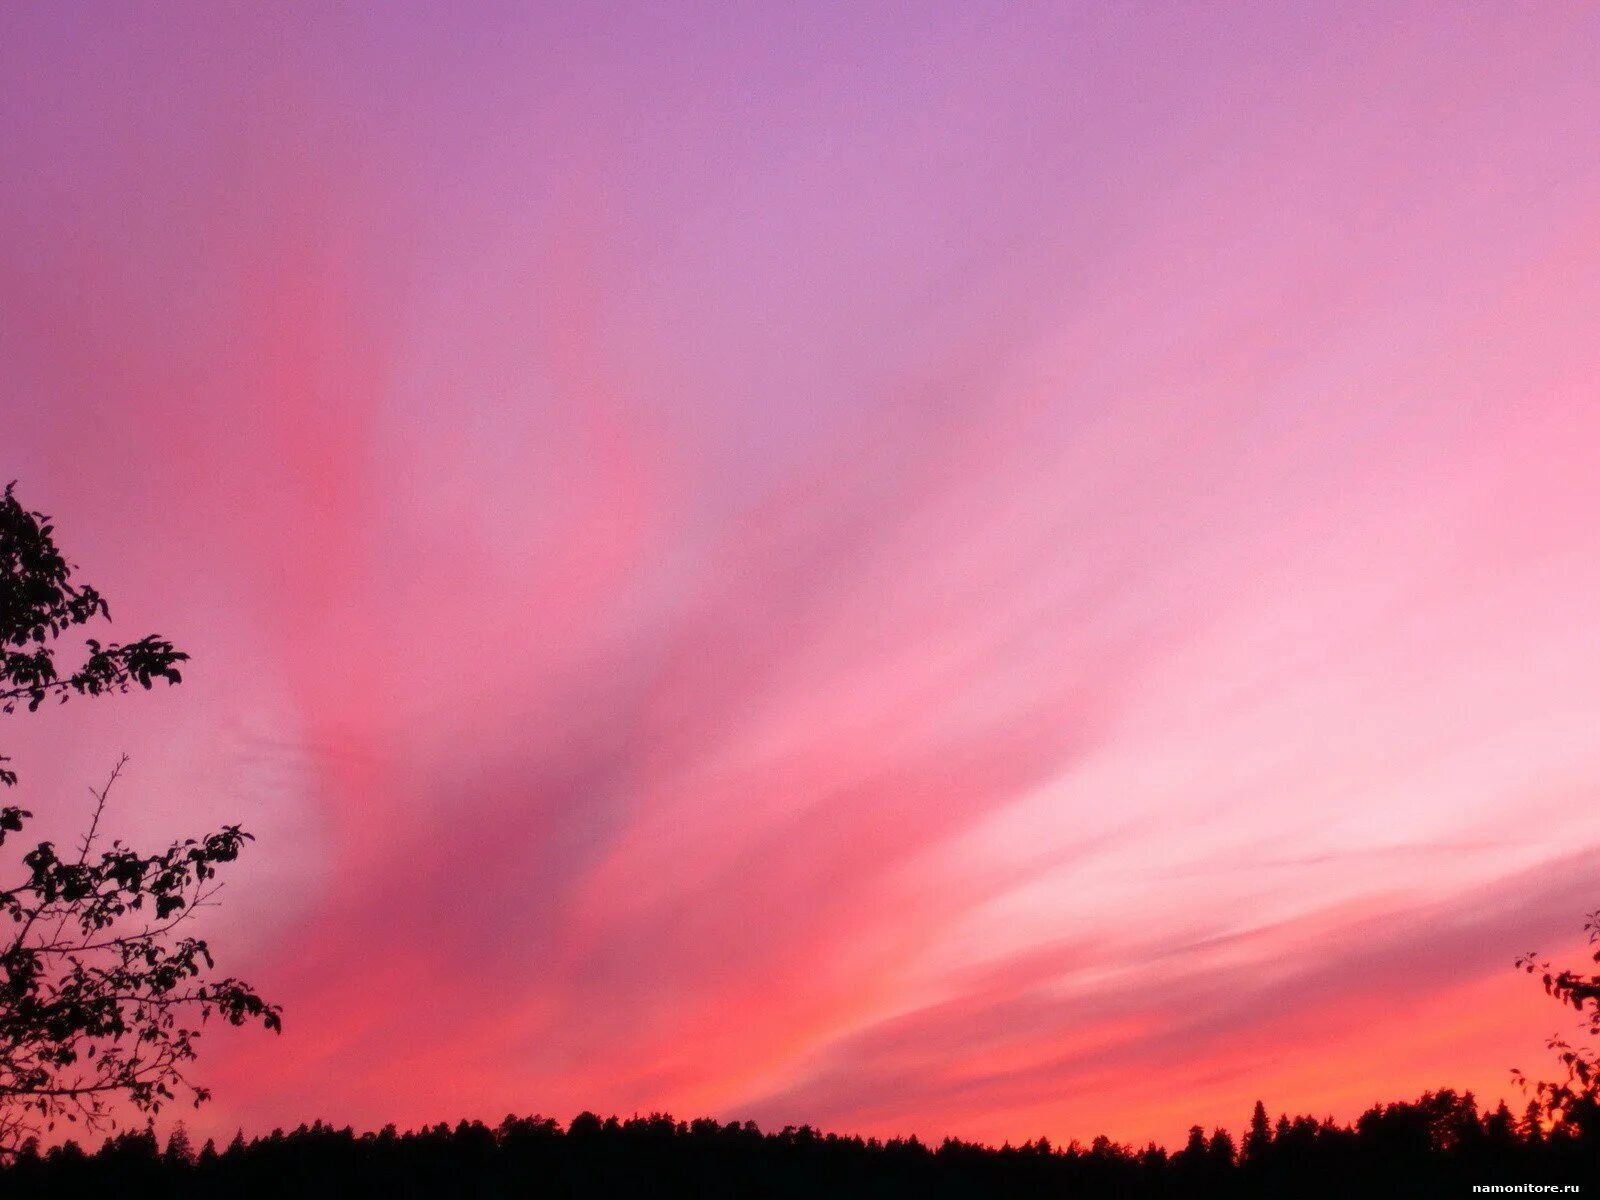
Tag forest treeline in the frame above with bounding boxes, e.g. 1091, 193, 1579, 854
1, 1090, 1595, 1198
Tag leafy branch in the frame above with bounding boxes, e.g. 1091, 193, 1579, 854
0, 760, 280, 1150
1512, 909, 1600, 1129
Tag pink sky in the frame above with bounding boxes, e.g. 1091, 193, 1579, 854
4, 2, 1600, 1148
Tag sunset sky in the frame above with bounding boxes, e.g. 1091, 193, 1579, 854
5, 3, 1600, 1149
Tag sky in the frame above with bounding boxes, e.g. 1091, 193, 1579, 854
4, 1, 1600, 1149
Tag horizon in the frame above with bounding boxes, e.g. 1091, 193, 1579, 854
5, 2, 1600, 1154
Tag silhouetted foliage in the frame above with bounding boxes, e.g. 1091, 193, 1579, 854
1515, 909, 1600, 1135
0, 485, 279, 1153
0, 1091, 1593, 1199
1, 483, 187, 784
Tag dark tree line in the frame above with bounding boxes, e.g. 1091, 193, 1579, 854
0, 1089, 1594, 1199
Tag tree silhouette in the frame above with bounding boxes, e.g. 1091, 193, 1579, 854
1, 1091, 1593, 1198
1, 483, 186, 785
1515, 908, 1600, 1133
0, 484, 280, 1153
1243, 1099, 1271, 1162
